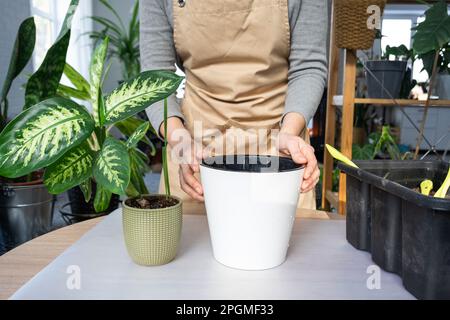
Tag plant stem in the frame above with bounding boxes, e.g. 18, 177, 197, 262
413, 50, 440, 159
162, 98, 171, 197
0, 98, 8, 131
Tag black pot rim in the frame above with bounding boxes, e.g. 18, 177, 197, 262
200, 155, 304, 173
338, 160, 450, 211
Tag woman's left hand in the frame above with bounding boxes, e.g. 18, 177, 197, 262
278, 132, 320, 193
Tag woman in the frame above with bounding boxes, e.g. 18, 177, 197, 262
140, 0, 328, 210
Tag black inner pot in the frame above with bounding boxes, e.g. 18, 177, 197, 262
201, 155, 303, 173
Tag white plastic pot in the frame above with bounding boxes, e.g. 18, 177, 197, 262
200, 155, 304, 270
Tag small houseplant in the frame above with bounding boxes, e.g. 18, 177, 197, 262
122, 97, 183, 266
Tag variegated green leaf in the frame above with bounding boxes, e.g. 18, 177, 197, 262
94, 183, 112, 213
90, 37, 109, 124
126, 122, 149, 148
104, 70, 183, 125
64, 63, 91, 94
93, 137, 130, 195
114, 116, 154, 145
43, 142, 95, 194
57, 83, 91, 101
126, 181, 140, 198
0, 97, 95, 178
80, 178, 92, 203
24, 0, 79, 109
97, 88, 106, 126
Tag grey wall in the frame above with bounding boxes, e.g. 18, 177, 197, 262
92, 0, 135, 93
0, 0, 32, 118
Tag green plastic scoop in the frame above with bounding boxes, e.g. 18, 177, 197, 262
434, 167, 450, 199
325, 144, 358, 168
420, 179, 433, 196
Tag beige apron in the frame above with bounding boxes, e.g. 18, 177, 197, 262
159, 0, 316, 213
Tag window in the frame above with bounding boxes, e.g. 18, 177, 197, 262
381, 19, 412, 53
30, 0, 93, 82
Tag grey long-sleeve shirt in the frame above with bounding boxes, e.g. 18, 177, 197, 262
140, 0, 328, 135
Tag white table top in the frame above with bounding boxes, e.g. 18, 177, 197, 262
11, 209, 414, 300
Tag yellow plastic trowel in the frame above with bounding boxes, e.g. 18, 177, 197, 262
434, 167, 450, 199
325, 144, 359, 168
420, 180, 433, 196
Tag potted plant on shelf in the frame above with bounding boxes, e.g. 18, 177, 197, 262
0, 34, 183, 233
0, 0, 80, 252
364, 45, 410, 99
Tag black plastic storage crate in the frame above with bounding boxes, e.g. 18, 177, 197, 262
338, 160, 450, 300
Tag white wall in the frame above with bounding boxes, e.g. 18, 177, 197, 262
0, 0, 32, 118
92, 0, 135, 93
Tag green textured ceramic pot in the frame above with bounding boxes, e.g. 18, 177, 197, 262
122, 195, 182, 266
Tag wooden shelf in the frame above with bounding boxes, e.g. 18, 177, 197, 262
332, 96, 450, 108
322, 0, 450, 215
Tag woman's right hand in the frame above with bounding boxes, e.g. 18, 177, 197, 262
162, 118, 204, 201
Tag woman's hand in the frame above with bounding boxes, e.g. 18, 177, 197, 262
162, 118, 204, 201
278, 113, 320, 193
177, 138, 205, 202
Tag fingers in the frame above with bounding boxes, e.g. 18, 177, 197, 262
299, 144, 317, 180
301, 165, 320, 193
179, 165, 204, 201
286, 139, 307, 164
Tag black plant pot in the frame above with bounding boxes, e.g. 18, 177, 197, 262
339, 160, 450, 300
365, 60, 407, 99
65, 182, 120, 223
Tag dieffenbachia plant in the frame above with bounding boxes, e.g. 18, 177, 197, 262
0, 37, 183, 212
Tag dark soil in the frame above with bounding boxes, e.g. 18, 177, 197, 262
126, 195, 179, 209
